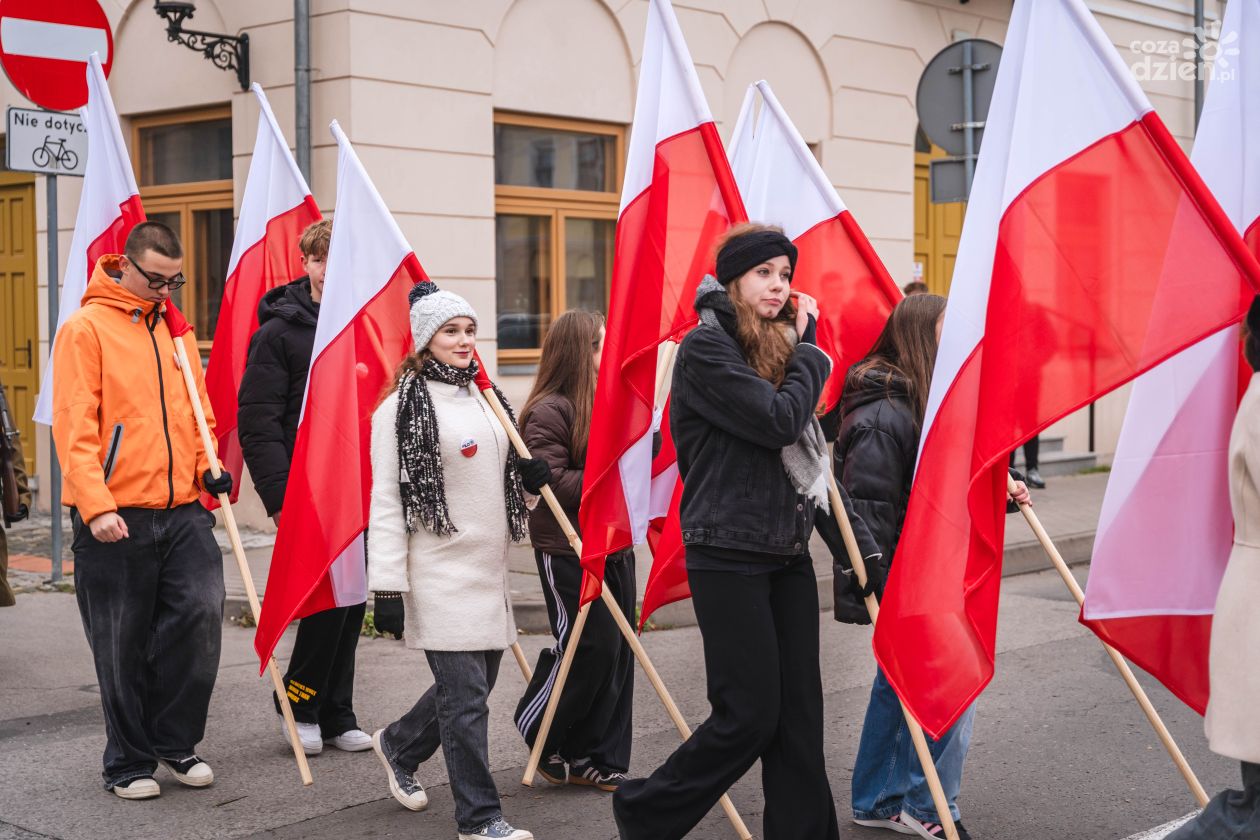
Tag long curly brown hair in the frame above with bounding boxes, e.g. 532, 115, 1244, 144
717, 223, 798, 387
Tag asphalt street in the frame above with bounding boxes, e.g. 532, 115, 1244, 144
0, 567, 1234, 840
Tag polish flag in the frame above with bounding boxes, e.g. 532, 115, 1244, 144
578, 0, 745, 604
1080, 0, 1260, 715
638, 81, 901, 627
255, 121, 422, 667
33, 53, 144, 425
871, 0, 1260, 739
203, 84, 321, 506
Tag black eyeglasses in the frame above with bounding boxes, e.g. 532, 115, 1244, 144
126, 256, 186, 291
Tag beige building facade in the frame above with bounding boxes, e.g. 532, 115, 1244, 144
0, 0, 1227, 525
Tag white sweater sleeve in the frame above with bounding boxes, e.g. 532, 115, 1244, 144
367, 394, 411, 593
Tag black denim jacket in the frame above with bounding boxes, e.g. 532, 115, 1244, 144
670, 318, 831, 558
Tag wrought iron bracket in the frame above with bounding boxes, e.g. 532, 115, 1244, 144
155, 4, 249, 90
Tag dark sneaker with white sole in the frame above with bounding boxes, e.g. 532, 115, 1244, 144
569, 759, 627, 792
853, 813, 916, 833
458, 816, 533, 839
158, 755, 214, 787
537, 753, 568, 785
900, 811, 972, 840
112, 776, 160, 800
370, 729, 428, 811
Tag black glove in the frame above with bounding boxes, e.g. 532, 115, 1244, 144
373, 591, 405, 639
203, 469, 233, 497
514, 456, 552, 495
4, 503, 27, 527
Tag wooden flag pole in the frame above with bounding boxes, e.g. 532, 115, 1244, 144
479, 377, 752, 840
172, 340, 313, 787
826, 472, 960, 840
511, 641, 533, 682
1007, 475, 1209, 808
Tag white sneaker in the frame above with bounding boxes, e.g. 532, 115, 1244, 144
458, 816, 533, 840
158, 755, 214, 787
279, 713, 323, 755
112, 776, 160, 800
325, 728, 373, 752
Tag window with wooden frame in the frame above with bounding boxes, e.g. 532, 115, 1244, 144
494, 112, 624, 366
131, 106, 234, 351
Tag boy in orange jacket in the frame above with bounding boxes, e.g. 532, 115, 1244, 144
52, 221, 231, 800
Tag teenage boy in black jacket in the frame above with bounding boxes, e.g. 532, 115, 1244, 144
238, 219, 370, 756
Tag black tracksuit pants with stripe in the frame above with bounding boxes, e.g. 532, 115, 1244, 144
514, 548, 635, 773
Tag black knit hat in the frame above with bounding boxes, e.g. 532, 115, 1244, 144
1245, 295, 1260, 372
716, 228, 798, 286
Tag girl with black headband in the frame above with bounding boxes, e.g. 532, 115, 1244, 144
365, 282, 545, 840
613, 223, 851, 840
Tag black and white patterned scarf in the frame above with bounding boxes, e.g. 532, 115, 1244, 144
395, 357, 529, 540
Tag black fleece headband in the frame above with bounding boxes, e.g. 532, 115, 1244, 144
716, 230, 798, 286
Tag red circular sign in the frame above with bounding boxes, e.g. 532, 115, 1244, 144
0, 0, 113, 112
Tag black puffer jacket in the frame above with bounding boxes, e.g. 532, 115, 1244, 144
831, 368, 919, 582
237, 277, 318, 516
671, 282, 831, 558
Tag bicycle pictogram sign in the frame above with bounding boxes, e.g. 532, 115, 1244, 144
32, 135, 78, 170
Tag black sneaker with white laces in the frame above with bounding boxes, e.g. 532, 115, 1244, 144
458, 816, 533, 839
569, 759, 627, 792
370, 729, 428, 811
158, 755, 214, 787
537, 753, 568, 785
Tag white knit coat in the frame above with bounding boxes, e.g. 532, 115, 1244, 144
367, 381, 518, 651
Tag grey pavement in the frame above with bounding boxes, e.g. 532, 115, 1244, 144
0, 561, 1235, 840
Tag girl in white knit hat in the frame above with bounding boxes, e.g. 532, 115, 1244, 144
366, 281, 550, 840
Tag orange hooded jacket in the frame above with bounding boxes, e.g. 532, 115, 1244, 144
52, 255, 216, 523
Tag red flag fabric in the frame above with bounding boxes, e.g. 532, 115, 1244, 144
1080, 0, 1260, 715
34, 53, 144, 425
254, 121, 422, 668
872, 0, 1260, 739
577, 0, 746, 605
638, 80, 900, 627
204, 84, 321, 506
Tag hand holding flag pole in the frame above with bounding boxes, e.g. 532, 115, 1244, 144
474, 357, 752, 840
170, 324, 313, 787
825, 471, 960, 840
1006, 474, 1209, 807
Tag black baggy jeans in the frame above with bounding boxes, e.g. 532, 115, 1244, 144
513, 548, 635, 772
613, 557, 841, 840
273, 602, 366, 737
72, 503, 224, 789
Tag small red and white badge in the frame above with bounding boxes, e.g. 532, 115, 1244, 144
460, 438, 478, 458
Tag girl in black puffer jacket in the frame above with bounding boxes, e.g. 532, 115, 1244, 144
837, 294, 1029, 840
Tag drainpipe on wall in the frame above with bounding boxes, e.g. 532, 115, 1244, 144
295, 0, 312, 187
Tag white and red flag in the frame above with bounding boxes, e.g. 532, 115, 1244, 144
255, 121, 421, 667
872, 0, 1260, 739
1080, 0, 1260, 715
638, 80, 901, 627
33, 53, 144, 425
578, 0, 745, 604
203, 84, 321, 506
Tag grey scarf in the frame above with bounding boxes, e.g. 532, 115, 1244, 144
694, 275, 831, 512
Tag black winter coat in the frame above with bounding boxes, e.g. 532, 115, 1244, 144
830, 369, 919, 583
237, 277, 318, 516
670, 287, 831, 559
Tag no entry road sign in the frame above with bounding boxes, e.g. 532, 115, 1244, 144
0, 0, 113, 112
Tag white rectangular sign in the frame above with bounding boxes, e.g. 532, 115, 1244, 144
6, 107, 87, 177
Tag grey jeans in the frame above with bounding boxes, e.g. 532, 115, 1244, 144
1168, 762, 1260, 839
381, 649, 504, 832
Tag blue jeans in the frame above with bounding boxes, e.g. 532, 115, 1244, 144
851, 668, 975, 823
382, 650, 504, 833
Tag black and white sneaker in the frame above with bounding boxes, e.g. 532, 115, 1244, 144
569, 759, 627, 792
370, 729, 428, 811
458, 816, 533, 839
853, 812, 916, 833
112, 776, 160, 800
900, 811, 972, 840
537, 753, 568, 785
158, 755, 214, 787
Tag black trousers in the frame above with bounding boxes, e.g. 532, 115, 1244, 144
1009, 434, 1040, 470
273, 602, 366, 736
613, 557, 840, 840
514, 548, 635, 772
72, 503, 224, 788
1168, 762, 1260, 839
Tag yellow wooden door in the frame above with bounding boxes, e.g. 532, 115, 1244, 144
913, 146, 966, 296
0, 176, 38, 476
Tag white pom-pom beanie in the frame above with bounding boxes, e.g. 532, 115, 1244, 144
408, 281, 478, 351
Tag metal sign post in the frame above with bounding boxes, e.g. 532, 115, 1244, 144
6, 107, 87, 584
915, 38, 1002, 204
